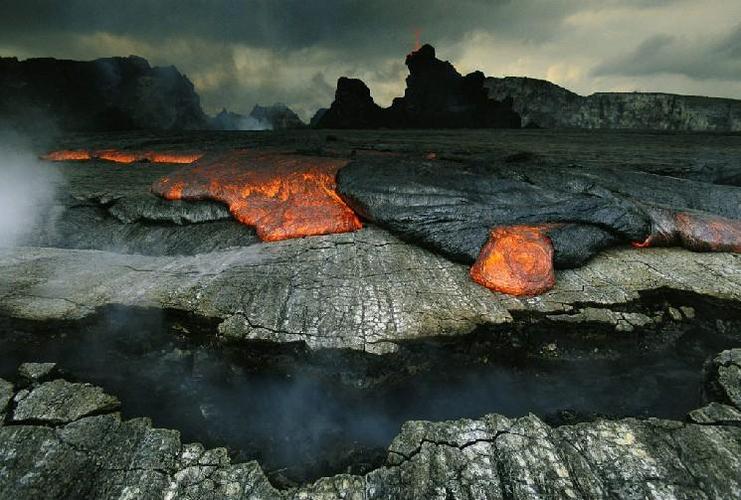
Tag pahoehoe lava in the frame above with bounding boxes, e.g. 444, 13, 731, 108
151, 150, 362, 241
336, 158, 741, 295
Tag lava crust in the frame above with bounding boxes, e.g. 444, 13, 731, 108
337, 158, 741, 295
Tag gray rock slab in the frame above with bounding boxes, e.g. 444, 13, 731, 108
11, 379, 120, 424
2, 228, 740, 353
689, 402, 741, 424
0, 379, 12, 420
708, 349, 741, 409
18, 362, 57, 383
1, 404, 740, 499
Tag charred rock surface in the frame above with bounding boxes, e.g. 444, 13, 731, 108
0, 349, 740, 498
315, 45, 521, 129
0, 56, 208, 132
485, 76, 741, 132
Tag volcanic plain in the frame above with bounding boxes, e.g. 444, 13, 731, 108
1, 128, 740, 498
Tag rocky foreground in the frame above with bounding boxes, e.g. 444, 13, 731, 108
1, 350, 739, 499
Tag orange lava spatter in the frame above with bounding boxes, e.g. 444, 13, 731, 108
151, 150, 363, 241
41, 149, 203, 164
470, 225, 557, 296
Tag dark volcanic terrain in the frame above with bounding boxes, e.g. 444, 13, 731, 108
1, 128, 740, 498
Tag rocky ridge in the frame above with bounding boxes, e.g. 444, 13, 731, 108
0, 55, 208, 131
315, 45, 521, 129
485, 76, 741, 131
1, 350, 739, 498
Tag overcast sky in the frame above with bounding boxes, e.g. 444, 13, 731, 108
2, 0, 740, 120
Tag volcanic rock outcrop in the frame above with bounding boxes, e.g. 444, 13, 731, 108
211, 104, 305, 130
0, 55, 208, 131
1, 350, 739, 498
485, 76, 741, 131
249, 104, 306, 130
315, 44, 521, 129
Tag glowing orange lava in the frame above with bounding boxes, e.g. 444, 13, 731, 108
40, 150, 92, 161
152, 150, 363, 241
41, 149, 203, 164
633, 209, 741, 253
470, 225, 556, 296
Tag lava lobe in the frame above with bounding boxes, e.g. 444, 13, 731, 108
42, 149, 203, 164
470, 225, 556, 296
151, 150, 363, 241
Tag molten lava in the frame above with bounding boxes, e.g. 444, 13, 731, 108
42, 149, 203, 164
40, 150, 92, 161
470, 225, 557, 296
633, 208, 741, 253
152, 150, 363, 241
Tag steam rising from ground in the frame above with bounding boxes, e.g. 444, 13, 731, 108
0, 138, 61, 247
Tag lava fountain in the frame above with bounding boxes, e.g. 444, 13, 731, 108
152, 150, 363, 241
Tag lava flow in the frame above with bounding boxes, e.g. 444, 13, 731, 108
40, 150, 92, 161
633, 207, 741, 253
41, 149, 203, 164
152, 150, 363, 241
470, 225, 557, 296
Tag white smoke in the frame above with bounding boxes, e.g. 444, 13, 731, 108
0, 139, 61, 247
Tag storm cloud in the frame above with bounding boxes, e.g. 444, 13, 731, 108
2, 0, 740, 119
594, 24, 741, 81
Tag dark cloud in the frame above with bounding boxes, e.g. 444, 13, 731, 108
0, 0, 583, 56
594, 23, 741, 81
1, 1, 739, 117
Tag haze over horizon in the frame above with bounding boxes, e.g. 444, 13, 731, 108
2, 0, 740, 121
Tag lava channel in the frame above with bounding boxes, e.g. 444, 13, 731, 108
41, 149, 203, 164
470, 225, 557, 296
151, 150, 363, 241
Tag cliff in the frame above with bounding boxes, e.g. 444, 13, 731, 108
0, 55, 209, 131
485, 76, 741, 131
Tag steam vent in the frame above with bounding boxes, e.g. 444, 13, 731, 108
2, 27, 741, 500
